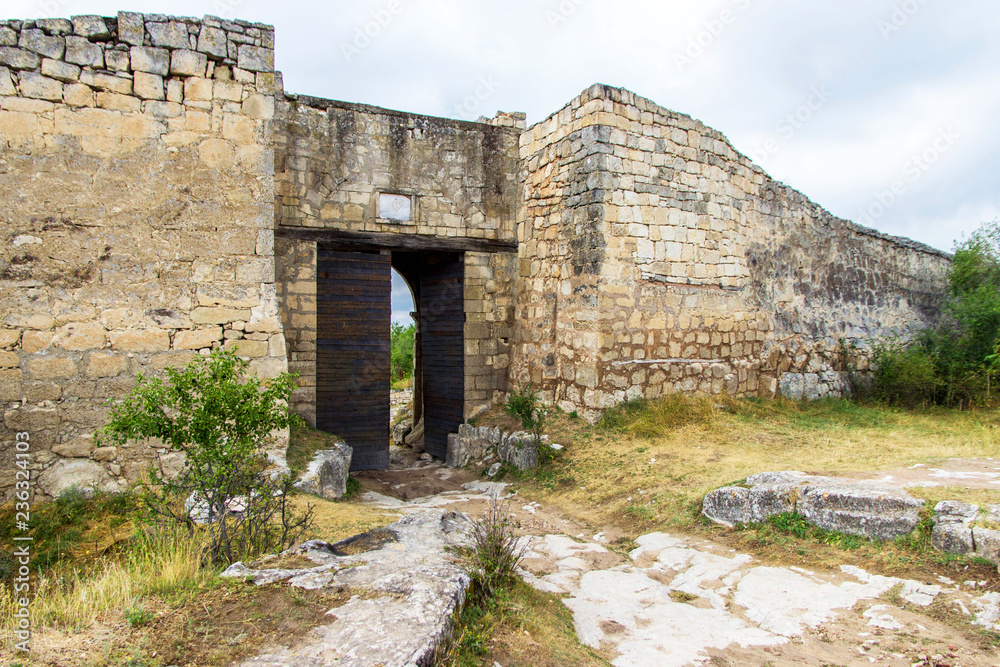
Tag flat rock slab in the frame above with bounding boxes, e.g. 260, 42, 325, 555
519, 531, 1000, 667
226, 509, 472, 667
703, 470, 924, 540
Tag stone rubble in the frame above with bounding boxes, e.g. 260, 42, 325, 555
293, 441, 352, 501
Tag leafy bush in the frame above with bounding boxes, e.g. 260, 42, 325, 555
390, 322, 415, 382
869, 342, 939, 408
99, 348, 312, 566
503, 382, 547, 442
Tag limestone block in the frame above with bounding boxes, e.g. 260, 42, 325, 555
249, 356, 288, 378
170, 49, 207, 77
236, 258, 274, 283
973, 527, 1000, 564
0, 369, 22, 401
41, 58, 80, 83
0, 350, 18, 368
147, 22, 191, 49
133, 71, 165, 100
63, 83, 94, 106
392, 419, 413, 446
223, 114, 255, 144
0, 66, 14, 95
130, 46, 169, 75
190, 307, 250, 325
224, 339, 268, 357
27, 357, 77, 379
293, 443, 352, 500
64, 36, 103, 67
197, 26, 228, 58
152, 351, 197, 370
0, 47, 41, 70
797, 483, 923, 541
19, 72, 63, 101
214, 79, 243, 102
0, 27, 15, 46
85, 352, 128, 378
4, 406, 59, 431
52, 435, 94, 458
35, 19, 73, 35
242, 93, 274, 119
183, 76, 213, 101
71, 16, 111, 40
55, 322, 107, 351
499, 431, 539, 470
158, 451, 186, 479
93, 447, 117, 462
166, 79, 183, 103
105, 49, 130, 72
21, 331, 54, 353
245, 316, 282, 333
0, 329, 20, 348
174, 327, 223, 350
96, 92, 139, 112
19, 29, 64, 59
237, 44, 273, 72
117, 12, 145, 46
38, 459, 119, 498
268, 334, 286, 357
109, 329, 170, 352
79, 71, 132, 95
702, 486, 752, 527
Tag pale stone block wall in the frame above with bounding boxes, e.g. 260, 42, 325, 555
512, 84, 950, 421
0, 13, 283, 500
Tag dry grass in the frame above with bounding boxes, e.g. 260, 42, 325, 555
493, 396, 1000, 535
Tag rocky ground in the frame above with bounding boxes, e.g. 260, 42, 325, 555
230, 449, 1000, 667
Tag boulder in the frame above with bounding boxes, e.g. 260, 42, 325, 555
405, 417, 425, 453
293, 443, 353, 500
702, 471, 924, 541
37, 459, 119, 497
499, 431, 539, 471
931, 500, 978, 556
391, 418, 412, 446
446, 424, 501, 468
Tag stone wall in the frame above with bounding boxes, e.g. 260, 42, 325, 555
273, 95, 522, 420
512, 84, 950, 421
0, 12, 283, 500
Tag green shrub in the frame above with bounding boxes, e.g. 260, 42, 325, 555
99, 348, 312, 566
461, 494, 527, 601
390, 322, 415, 382
870, 342, 939, 408
503, 382, 547, 442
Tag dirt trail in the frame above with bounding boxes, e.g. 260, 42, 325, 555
359, 449, 1000, 667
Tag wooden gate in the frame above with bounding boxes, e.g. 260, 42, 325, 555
316, 248, 391, 470
420, 257, 465, 460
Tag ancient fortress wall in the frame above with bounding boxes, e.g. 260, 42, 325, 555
272, 95, 522, 422
512, 85, 950, 420
0, 13, 283, 500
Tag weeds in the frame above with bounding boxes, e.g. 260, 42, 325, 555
461, 494, 527, 601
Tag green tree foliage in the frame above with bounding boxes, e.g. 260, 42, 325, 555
390, 321, 415, 382
99, 348, 312, 565
872, 220, 1000, 406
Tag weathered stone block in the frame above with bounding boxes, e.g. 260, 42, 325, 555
133, 71, 164, 100
0, 329, 20, 348
0, 27, 16, 47
21, 331, 54, 353
0, 66, 14, 95
117, 12, 145, 46
245, 316, 282, 333
85, 352, 127, 378
71, 15, 111, 39
0, 350, 18, 368
93, 447, 117, 462
242, 92, 273, 119
499, 431, 539, 470
197, 26, 228, 58
4, 406, 59, 431
41, 58, 80, 82
64, 36, 103, 67
798, 483, 924, 541
35, 19, 73, 35
152, 351, 197, 370
0, 47, 40, 70
214, 79, 243, 102
38, 459, 119, 498
237, 44, 273, 72
18, 72, 62, 101
0, 369, 22, 401
105, 49, 130, 72
174, 327, 223, 350
224, 339, 268, 357
293, 443, 352, 500
109, 329, 170, 352
190, 307, 250, 325
78, 71, 132, 95
183, 76, 213, 101
55, 322, 107, 351
27, 357, 77, 379
19, 29, 64, 59
130, 46, 170, 75
147, 21, 190, 49
52, 435, 94, 458
973, 527, 1000, 564
170, 49, 207, 77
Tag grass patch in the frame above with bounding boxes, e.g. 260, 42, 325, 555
286, 423, 350, 474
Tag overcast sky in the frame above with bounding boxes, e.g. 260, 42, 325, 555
7, 0, 999, 321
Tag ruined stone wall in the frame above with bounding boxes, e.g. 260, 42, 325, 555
0, 13, 283, 500
512, 85, 950, 420
273, 97, 522, 420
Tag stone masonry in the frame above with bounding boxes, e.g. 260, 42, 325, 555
0, 13, 283, 500
0, 15, 952, 499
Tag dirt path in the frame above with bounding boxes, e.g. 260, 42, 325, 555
358, 451, 1000, 667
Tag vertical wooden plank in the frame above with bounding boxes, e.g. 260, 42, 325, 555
420, 257, 465, 460
316, 248, 391, 470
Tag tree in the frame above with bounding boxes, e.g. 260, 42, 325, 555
99, 348, 312, 565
